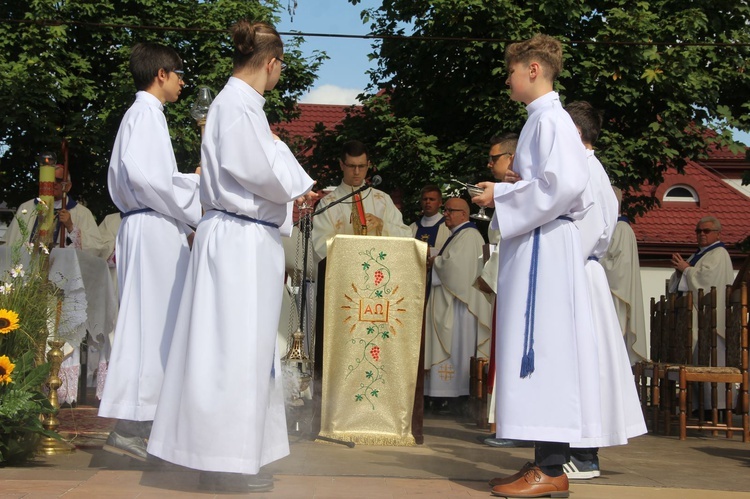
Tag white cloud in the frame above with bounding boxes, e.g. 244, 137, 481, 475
299, 84, 362, 105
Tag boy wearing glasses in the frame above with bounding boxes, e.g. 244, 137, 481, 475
99, 42, 201, 461
471, 34, 600, 498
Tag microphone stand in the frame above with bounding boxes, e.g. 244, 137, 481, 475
290, 182, 374, 449
293, 181, 374, 329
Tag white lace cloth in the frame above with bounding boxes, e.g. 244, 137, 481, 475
53, 249, 117, 404
0, 247, 117, 405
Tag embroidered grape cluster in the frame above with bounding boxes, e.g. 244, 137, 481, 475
370, 345, 381, 361
374, 269, 384, 286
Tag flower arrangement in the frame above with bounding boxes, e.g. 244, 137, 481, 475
0, 204, 61, 464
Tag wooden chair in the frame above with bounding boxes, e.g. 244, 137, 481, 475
664, 287, 717, 434
654, 290, 693, 436
677, 283, 749, 441
636, 295, 666, 431
469, 356, 490, 429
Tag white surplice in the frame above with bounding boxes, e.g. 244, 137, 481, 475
312, 182, 411, 261
573, 150, 646, 448
492, 91, 601, 444
600, 220, 648, 365
148, 77, 313, 474
424, 222, 492, 397
99, 91, 201, 421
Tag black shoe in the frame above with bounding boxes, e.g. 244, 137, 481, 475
198, 471, 274, 493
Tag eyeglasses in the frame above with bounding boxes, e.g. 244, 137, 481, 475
343, 163, 368, 170
172, 70, 185, 82
54, 178, 67, 185
695, 228, 719, 234
443, 208, 465, 214
489, 152, 512, 163
274, 57, 287, 71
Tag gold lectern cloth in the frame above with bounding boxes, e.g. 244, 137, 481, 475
320, 235, 427, 445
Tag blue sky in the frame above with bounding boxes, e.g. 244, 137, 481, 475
277, 0, 380, 104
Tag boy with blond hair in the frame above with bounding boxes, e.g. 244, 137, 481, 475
472, 34, 600, 498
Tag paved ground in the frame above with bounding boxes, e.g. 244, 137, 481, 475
2, 412, 750, 498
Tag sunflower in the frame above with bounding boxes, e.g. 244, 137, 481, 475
0, 309, 20, 334
0, 355, 14, 384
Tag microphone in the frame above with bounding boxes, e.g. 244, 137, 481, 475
370, 175, 382, 187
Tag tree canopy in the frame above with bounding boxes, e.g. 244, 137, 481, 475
309, 0, 750, 223
0, 0, 324, 219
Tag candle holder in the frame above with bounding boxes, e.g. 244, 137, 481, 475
38, 296, 75, 455
37, 341, 75, 455
190, 86, 214, 136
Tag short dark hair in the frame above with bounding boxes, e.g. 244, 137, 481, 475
340, 140, 369, 162
565, 101, 603, 146
420, 184, 442, 198
489, 132, 519, 152
129, 42, 183, 91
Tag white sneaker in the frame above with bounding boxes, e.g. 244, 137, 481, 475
563, 455, 600, 479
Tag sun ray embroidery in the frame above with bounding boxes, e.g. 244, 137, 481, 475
338, 246, 411, 409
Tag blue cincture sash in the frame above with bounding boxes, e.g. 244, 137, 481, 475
121, 207, 154, 218
214, 209, 279, 229
520, 215, 573, 378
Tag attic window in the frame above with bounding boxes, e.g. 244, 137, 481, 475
664, 185, 699, 203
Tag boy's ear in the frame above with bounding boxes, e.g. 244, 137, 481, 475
529, 61, 540, 79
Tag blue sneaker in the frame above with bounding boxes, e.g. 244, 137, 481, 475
563, 454, 600, 479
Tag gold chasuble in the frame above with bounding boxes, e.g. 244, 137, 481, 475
320, 235, 427, 445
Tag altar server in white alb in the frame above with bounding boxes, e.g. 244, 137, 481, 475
99, 42, 201, 461
424, 198, 492, 401
563, 101, 646, 480
472, 34, 601, 498
148, 21, 315, 494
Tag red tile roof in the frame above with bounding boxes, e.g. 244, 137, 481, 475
632, 159, 750, 252
272, 103, 353, 140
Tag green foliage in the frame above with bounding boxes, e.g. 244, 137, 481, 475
0, 0, 325, 219
0, 210, 64, 465
0, 351, 57, 464
0, 208, 58, 358
328, 0, 750, 218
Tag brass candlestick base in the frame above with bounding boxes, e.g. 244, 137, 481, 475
38, 339, 75, 455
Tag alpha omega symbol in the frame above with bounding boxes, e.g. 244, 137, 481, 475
358, 298, 390, 323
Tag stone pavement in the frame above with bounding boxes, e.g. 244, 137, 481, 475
2, 412, 750, 498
